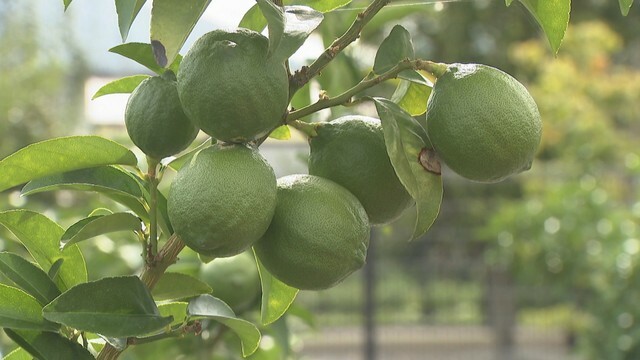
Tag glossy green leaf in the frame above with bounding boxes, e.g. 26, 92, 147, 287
253, 252, 298, 325
619, 0, 634, 15
60, 213, 142, 250
257, 0, 285, 58
390, 79, 432, 116
0, 252, 61, 305
0, 284, 58, 331
519, 0, 571, 54
158, 302, 188, 327
167, 138, 211, 171
0, 136, 138, 193
0, 210, 87, 291
373, 25, 426, 84
2, 347, 31, 360
152, 272, 212, 301
109, 43, 182, 75
115, 0, 148, 41
269, 125, 292, 140
272, 6, 323, 62
42, 276, 173, 338
47, 259, 64, 281
373, 98, 443, 240
4, 329, 94, 360
188, 295, 261, 357
291, 0, 352, 12
150, 0, 212, 67
92, 75, 150, 99
22, 166, 143, 200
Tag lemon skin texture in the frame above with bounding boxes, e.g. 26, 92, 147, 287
177, 29, 289, 143
254, 174, 370, 290
167, 144, 277, 258
426, 63, 542, 183
125, 75, 199, 159
199, 251, 261, 312
308, 116, 413, 225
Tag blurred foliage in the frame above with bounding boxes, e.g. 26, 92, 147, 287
479, 21, 640, 359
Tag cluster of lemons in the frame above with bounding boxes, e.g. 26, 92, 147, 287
125, 28, 541, 291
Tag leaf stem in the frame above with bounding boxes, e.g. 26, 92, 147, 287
289, 0, 391, 96
286, 59, 445, 122
146, 156, 160, 263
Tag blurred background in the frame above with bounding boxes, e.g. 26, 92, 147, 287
0, 0, 639, 359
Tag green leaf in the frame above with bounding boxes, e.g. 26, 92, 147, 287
257, 0, 285, 58
115, 0, 148, 41
0, 210, 87, 291
253, 252, 298, 325
239, 5, 266, 31
63, 0, 72, 10
505, 0, 514, 5
290, 0, 352, 12
390, 79, 432, 116
150, 0, 212, 67
373, 25, 425, 84
60, 213, 143, 250
188, 295, 261, 357
92, 75, 150, 99
619, 0, 634, 15
47, 259, 64, 281
157, 302, 188, 327
272, 6, 324, 62
518, 0, 571, 54
22, 166, 143, 200
167, 139, 211, 171
2, 347, 31, 360
0, 136, 138, 193
109, 43, 182, 75
0, 252, 61, 305
373, 98, 443, 240
4, 329, 94, 360
0, 284, 58, 331
42, 276, 173, 338
269, 125, 292, 140
152, 272, 212, 301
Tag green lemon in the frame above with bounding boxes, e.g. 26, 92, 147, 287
177, 29, 289, 143
308, 116, 414, 225
426, 63, 542, 182
199, 251, 261, 312
254, 174, 370, 290
167, 144, 277, 258
125, 74, 199, 159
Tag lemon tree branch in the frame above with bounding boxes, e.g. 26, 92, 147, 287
289, 0, 392, 95
286, 59, 446, 122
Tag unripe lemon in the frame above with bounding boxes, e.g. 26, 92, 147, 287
167, 144, 277, 258
177, 29, 289, 143
125, 74, 199, 159
308, 116, 413, 225
199, 251, 261, 312
254, 174, 370, 290
426, 63, 542, 182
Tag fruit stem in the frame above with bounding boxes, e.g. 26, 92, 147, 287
146, 156, 160, 262
288, 0, 391, 97
97, 234, 186, 359
286, 59, 440, 122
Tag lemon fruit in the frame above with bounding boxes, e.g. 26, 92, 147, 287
167, 144, 277, 258
426, 63, 542, 183
177, 29, 289, 143
308, 116, 413, 225
254, 174, 370, 290
125, 73, 198, 159
199, 251, 261, 312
